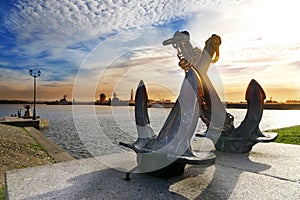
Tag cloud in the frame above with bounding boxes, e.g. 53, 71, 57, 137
2, 0, 299, 101
3, 1, 245, 38
3, 1, 242, 61
180, 0, 300, 102
216, 61, 300, 102
94, 47, 184, 101
185, 0, 300, 66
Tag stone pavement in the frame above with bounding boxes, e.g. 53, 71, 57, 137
5, 142, 300, 200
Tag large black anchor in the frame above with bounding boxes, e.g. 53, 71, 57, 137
119, 31, 278, 179
163, 31, 278, 153
119, 65, 215, 178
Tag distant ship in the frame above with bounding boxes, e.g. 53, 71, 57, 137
95, 91, 175, 108
95, 92, 133, 106
46, 95, 72, 105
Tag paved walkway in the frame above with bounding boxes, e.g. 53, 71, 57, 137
5, 143, 300, 200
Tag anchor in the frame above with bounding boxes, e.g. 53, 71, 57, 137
119, 66, 216, 178
163, 31, 278, 153
119, 31, 278, 179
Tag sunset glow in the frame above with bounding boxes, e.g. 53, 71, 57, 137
0, 0, 299, 102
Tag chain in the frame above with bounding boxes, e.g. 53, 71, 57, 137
176, 47, 202, 73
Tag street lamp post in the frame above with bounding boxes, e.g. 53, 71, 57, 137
29, 69, 41, 120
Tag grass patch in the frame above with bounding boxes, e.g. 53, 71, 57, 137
0, 186, 4, 200
269, 125, 300, 145
28, 143, 44, 151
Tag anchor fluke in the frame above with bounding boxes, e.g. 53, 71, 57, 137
120, 68, 216, 177
215, 79, 278, 153
119, 80, 155, 152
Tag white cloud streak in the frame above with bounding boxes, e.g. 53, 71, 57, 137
2, 0, 299, 101
3, 0, 248, 41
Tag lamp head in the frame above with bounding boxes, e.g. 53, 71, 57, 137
29, 69, 41, 77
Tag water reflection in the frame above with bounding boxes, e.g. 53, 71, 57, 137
0, 104, 299, 159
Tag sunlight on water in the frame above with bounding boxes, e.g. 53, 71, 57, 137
228, 109, 300, 130
0, 104, 299, 158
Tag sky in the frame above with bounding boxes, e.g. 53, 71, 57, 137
0, 0, 299, 102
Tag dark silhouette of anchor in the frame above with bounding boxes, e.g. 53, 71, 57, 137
120, 67, 216, 178
163, 31, 277, 153
119, 31, 277, 179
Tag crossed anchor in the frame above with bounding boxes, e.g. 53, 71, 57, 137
120, 31, 277, 178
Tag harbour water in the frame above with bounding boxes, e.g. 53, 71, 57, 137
1, 104, 299, 159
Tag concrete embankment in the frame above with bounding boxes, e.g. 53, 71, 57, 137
24, 127, 74, 162
0, 124, 51, 188
0, 117, 74, 162
0, 117, 48, 129
0, 124, 74, 189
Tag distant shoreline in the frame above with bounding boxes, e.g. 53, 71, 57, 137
1, 100, 300, 110
226, 103, 300, 110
